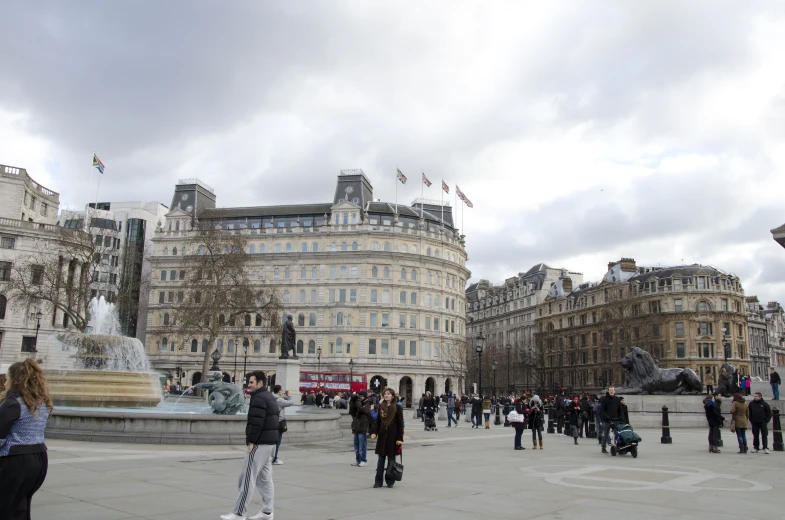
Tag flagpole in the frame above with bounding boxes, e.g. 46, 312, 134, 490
421, 170, 424, 219
395, 166, 398, 215
87, 152, 95, 225
440, 176, 444, 224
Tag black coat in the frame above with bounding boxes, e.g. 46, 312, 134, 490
373, 404, 404, 457
351, 398, 371, 434
513, 400, 528, 431
771, 371, 782, 385
555, 398, 566, 417
470, 397, 482, 414
568, 401, 582, 426
600, 393, 621, 422
748, 399, 772, 424
246, 388, 279, 445
704, 400, 725, 427
528, 403, 544, 430
619, 403, 630, 425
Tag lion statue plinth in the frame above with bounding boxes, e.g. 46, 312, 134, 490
617, 347, 702, 395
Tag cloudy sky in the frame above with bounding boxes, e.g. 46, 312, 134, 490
2, 1, 784, 303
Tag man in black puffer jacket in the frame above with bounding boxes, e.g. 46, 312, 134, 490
222, 371, 278, 520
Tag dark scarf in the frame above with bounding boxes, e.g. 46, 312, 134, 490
379, 400, 397, 429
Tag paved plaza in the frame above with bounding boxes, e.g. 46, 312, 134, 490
36, 417, 783, 520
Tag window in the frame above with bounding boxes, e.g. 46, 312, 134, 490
674, 299, 682, 312
255, 313, 262, 326
0, 294, 6, 319
698, 322, 713, 336
369, 339, 377, 355
721, 299, 728, 311
0, 262, 11, 282
401, 268, 407, 280
269, 340, 276, 353
698, 277, 706, 289
250, 245, 256, 254
245, 314, 252, 326
697, 301, 710, 312
284, 267, 290, 279
383, 267, 390, 279
311, 267, 318, 279
274, 268, 280, 279
337, 312, 344, 326
158, 291, 165, 304
350, 266, 358, 277
399, 314, 406, 328
400, 291, 406, 304
371, 290, 378, 303
372, 242, 379, 251
350, 289, 357, 302
312, 242, 319, 252
381, 291, 390, 304
163, 313, 170, 325
411, 269, 417, 281
297, 340, 304, 355
676, 343, 685, 358
384, 242, 391, 252
283, 290, 290, 304
274, 244, 282, 253
172, 247, 177, 256
309, 313, 316, 326
301, 243, 308, 252
352, 241, 358, 251
381, 339, 389, 355
398, 340, 406, 356
191, 339, 198, 353
330, 242, 337, 252
336, 337, 343, 354
254, 339, 261, 354
340, 266, 347, 278
648, 301, 661, 313
19, 336, 35, 353
161, 337, 168, 351
308, 340, 316, 354
310, 289, 317, 303
31, 265, 44, 285
301, 267, 307, 279
410, 341, 417, 356
160, 270, 167, 281
371, 266, 378, 278
425, 316, 431, 329
341, 242, 347, 251
298, 314, 305, 327
0, 237, 16, 250
410, 292, 417, 305
259, 244, 266, 253
370, 313, 378, 327
381, 313, 389, 327
410, 315, 416, 328
285, 243, 292, 253
675, 322, 684, 337
179, 270, 185, 280
434, 317, 440, 331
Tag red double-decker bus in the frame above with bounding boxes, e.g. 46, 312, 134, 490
299, 371, 367, 393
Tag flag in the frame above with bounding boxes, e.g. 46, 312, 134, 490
442, 180, 449, 193
422, 172, 432, 187
92, 153, 105, 174
396, 168, 407, 184
465, 198, 474, 208
456, 185, 466, 201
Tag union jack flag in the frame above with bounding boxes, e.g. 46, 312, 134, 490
442, 180, 449, 194
396, 168, 407, 184
422, 172, 432, 187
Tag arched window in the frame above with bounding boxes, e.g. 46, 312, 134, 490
331, 242, 337, 252
341, 242, 348, 251
383, 242, 391, 252
274, 244, 282, 253
312, 242, 319, 252
160, 270, 166, 281
191, 339, 198, 352
410, 292, 417, 305
400, 244, 408, 253
371, 289, 378, 303
411, 245, 418, 254
175, 221, 180, 231
162, 247, 168, 256
411, 269, 418, 281
227, 339, 235, 354
299, 290, 306, 303
301, 267, 307, 279
383, 267, 390, 279
426, 294, 432, 307
352, 241, 358, 251
310, 289, 317, 303
342, 213, 348, 225
350, 266, 358, 277
163, 313, 170, 325
372, 241, 379, 251
311, 267, 318, 279
172, 247, 177, 256
161, 337, 168, 351
308, 340, 316, 354
400, 291, 406, 304
284, 267, 290, 279
372, 266, 378, 278
336, 337, 344, 354
283, 290, 290, 304
219, 314, 226, 326
217, 338, 224, 353
297, 340, 304, 355
309, 313, 316, 326
244, 314, 251, 327
298, 314, 305, 327
269, 339, 275, 353
426, 247, 431, 256
170, 270, 176, 281
259, 244, 266, 253
285, 243, 292, 253
434, 296, 440, 308
340, 266, 347, 278
202, 339, 209, 352
255, 313, 262, 326
337, 312, 344, 326
401, 268, 407, 280
435, 249, 440, 258
698, 301, 711, 312
249, 245, 255, 254
301, 243, 308, 252
254, 339, 261, 354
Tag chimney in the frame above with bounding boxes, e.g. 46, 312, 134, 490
619, 258, 637, 272
562, 277, 573, 293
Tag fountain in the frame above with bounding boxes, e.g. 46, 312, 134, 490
45, 297, 162, 408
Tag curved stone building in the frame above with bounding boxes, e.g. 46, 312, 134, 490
146, 170, 470, 404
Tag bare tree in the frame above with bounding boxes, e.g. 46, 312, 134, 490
440, 340, 468, 393
165, 221, 282, 384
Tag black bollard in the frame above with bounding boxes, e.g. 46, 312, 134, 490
547, 405, 555, 434
661, 405, 672, 444
504, 404, 511, 427
588, 409, 597, 438
495, 404, 502, 425
773, 407, 784, 452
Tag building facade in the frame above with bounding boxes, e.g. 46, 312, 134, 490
534, 258, 749, 394
145, 171, 470, 404
746, 296, 769, 379
465, 264, 583, 394
764, 302, 785, 368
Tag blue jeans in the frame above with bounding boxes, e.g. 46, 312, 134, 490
736, 428, 748, 449
273, 429, 283, 461
601, 421, 613, 448
514, 427, 523, 448
773, 383, 780, 400
353, 433, 367, 463
447, 408, 456, 426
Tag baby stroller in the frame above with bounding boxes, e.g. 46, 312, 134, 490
611, 422, 641, 458
423, 406, 438, 431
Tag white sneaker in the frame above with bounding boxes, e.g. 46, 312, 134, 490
359, 461, 367, 467
764, 448, 770, 454
272, 459, 283, 465
220, 514, 246, 520
248, 513, 273, 520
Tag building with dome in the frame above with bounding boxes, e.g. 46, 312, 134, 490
145, 170, 470, 404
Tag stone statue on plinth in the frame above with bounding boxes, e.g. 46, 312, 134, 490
280, 314, 298, 359
617, 347, 702, 395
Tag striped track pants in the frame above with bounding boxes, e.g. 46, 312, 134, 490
234, 444, 275, 516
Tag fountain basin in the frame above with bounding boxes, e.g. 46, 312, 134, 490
45, 408, 342, 445
45, 370, 162, 408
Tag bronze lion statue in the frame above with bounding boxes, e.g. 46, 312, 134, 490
617, 347, 702, 395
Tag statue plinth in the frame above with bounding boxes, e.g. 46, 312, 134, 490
275, 357, 302, 396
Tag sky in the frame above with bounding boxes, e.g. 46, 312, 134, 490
1, 1, 785, 304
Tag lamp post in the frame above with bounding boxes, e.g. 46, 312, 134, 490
233, 337, 239, 384
317, 346, 322, 391
242, 340, 248, 387
492, 359, 498, 396
722, 328, 730, 362
506, 344, 512, 394
348, 358, 354, 394
475, 331, 484, 396
33, 309, 43, 354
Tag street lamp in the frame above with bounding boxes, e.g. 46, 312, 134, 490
317, 346, 322, 391
506, 344, 512, 394
33, 309, 43, 354
348, 358, 354, 394
722, 328, 730, 362
475, 331, 484, 396
492, 359, 500, 425
242, 340, 248, 387
233, 337, 239, 384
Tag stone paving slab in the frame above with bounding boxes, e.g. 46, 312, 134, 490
35, 419, 784, 520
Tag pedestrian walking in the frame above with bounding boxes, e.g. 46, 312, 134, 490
704, 370, 714, 395
350, 391, 371, 467
272, 385, 293, 465
619, 396, 630, 425
0, 359, 52, 520
579, 395, 591, 437
599, 387, 621, 454
748, 392, 772, 454
528, 395, 544, 449
221, 371, 278, 520
593, 398, 603, 444
482, 396, 492, 429
555, 395, 566, 433
770, 367, 781, 400
446, 392, 457, 427
470, 394, 482, 428
704, 393, 725, 453
512, 397, 528, 450
729, 393, 750, 454
370, 388, 404, 488
568, 396, 582, 445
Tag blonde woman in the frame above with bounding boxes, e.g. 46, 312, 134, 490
0, 359, 53, 520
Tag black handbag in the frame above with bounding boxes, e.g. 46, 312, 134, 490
278, 419, 288, 433
389, 450, 404, 481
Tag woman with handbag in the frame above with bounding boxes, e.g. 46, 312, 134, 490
730, 393, 750, 454
512, 397, 528, 450
528, 395, 544, 449
568, 396, 582, 445
273, 385, 293, 465
370, 388, 404, 488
